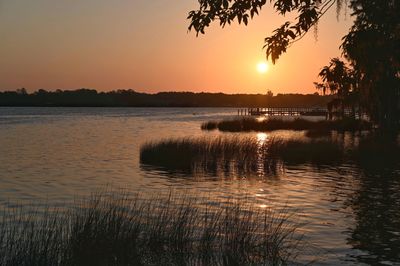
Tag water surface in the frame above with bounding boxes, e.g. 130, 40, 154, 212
0, 107, 399, 265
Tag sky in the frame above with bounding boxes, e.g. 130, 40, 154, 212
0, 0, 353, 94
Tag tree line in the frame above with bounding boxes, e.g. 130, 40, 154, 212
0, 89, 332, 108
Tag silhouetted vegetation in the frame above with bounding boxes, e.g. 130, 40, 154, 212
268, 138, 343, 165
140, 136, 346, 176
201, 117, 373, 133
140, 136, 284, 176
189, 0, 400, 128
0, 89, 333, 107
0, 191, 304, 266
140, 135, 400, 176
189, 0, 343, 63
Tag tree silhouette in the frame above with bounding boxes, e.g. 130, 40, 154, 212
188, 0, 342, 63
0, 89, 333, 108
314, 58, 357, 118
341, 1, 399, 128
189, 0, 399, 128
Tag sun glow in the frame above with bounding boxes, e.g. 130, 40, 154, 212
257, 62, 269, 73
257, 132, 268, 145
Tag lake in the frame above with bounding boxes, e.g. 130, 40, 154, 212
0, 107, 399, 265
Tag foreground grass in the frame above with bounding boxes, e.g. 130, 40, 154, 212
201, 117, 372, 133
0, 192, 303, 266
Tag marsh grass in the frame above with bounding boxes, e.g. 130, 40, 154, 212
140, 136, 345, 176
0, 208, 67, 266
140, 134, 400, 176
201, 117, 373, 133
0, 192, 304, 266
140, 136, 282, 176
267, 138, 344, 165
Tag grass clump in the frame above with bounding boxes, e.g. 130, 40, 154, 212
267, 138, 343, 165
0, 192, 304, 265
140, 136, 282, 176
200, 120, 218, 130
201, 117, 373, 133
141, 134, 399, 176
140, 136, 347, 176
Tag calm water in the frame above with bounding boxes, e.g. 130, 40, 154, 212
0, 107, 399, 265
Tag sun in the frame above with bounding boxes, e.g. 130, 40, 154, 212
257, 62, 269, 73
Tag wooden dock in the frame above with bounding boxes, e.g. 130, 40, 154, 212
237, 107, 328, 117
237, 107, 363, 119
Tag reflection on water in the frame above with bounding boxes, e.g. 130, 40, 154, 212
0, 107, 399, 265
257, 132, 268, 143
256, 133, 269, 177
346, 167, 400, 265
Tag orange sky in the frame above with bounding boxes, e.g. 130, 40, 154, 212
0, 1, 353, 94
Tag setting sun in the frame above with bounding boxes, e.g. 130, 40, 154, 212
257, 62, 269, 73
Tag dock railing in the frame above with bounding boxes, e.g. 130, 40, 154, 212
237, 107, 363, 119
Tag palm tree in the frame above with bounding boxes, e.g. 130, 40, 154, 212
315, 58, 357, 119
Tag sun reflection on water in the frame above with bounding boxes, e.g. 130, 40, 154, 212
256, 116, 267, 122
257, 132, 268, 145
255, 133, 269, 177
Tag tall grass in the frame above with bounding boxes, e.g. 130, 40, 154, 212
140, 136, 344, 176
140, 136, 282, 176
267, 138, 344, 165
201, 117, 373, 133
141, 134, 399, 176
0, 192, 304, 266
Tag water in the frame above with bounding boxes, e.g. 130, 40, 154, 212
0, 107, 399, 265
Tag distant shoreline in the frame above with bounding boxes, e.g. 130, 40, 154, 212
0, 89, 332, 108
0, 105, 332, 108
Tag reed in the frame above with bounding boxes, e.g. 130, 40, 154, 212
0, 192, 304, 266
141, 134, 399, 177
267, 138, 343, 165
201, 117, 373, 133
140, 136, 346, 176
140, 136, 282, 176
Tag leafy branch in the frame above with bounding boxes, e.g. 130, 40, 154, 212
188, 0, 340, 63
